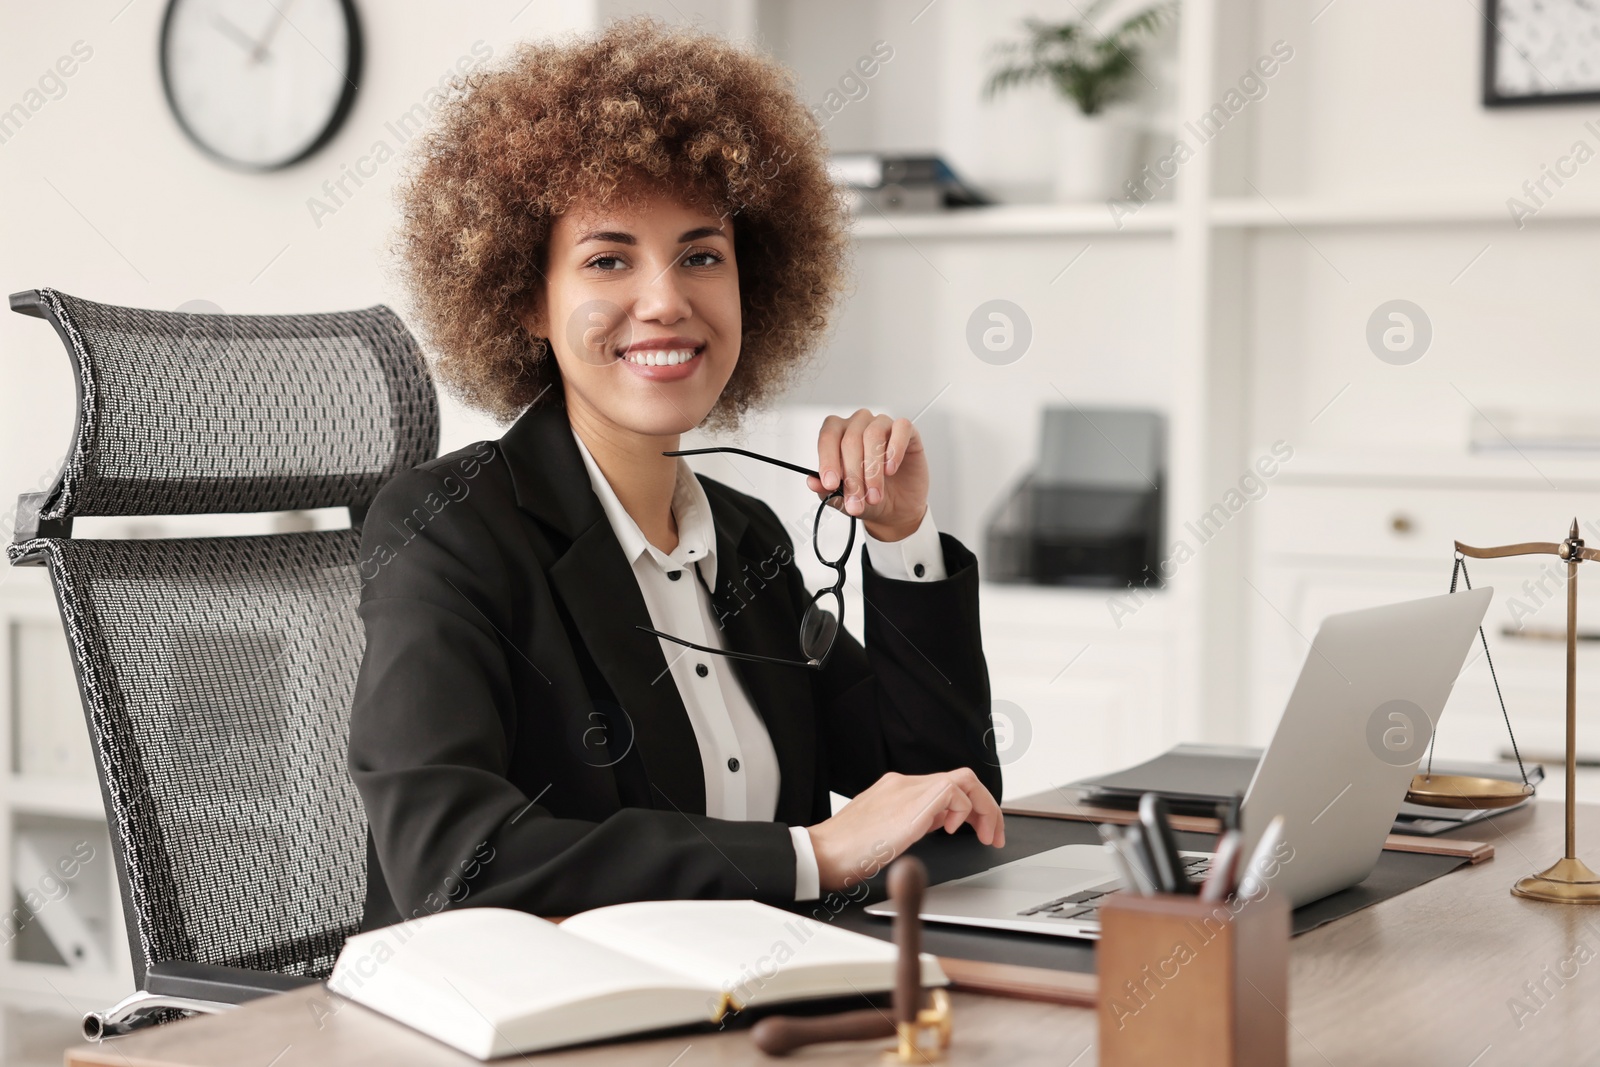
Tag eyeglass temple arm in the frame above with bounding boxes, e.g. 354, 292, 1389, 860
634, 624, 823, 670
661, 447, 820, 480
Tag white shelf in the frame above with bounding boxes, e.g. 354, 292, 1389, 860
1210, 194, 1600, 229
848, 201, 1178, 239
1274, 448, 1600, 489
7, 778, 103, 820
843, 193, 1600, 240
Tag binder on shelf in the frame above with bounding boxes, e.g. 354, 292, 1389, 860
827, 152, 991, 212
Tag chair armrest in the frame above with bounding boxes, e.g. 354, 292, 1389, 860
9, 290, 45, 318
144, 961, 319, 1005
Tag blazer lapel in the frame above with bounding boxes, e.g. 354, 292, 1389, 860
499, 403, 707, 816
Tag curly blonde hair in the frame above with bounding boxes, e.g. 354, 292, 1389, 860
391, 16, 852, 431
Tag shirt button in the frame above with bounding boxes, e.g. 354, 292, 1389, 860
727, 757, 740, 772
695, 663, 709, 677
913, 563, 926, 577
667, 570, 682, 581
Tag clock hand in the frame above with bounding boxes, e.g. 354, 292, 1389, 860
249, 0, 302, 64
212, 13, 260, 55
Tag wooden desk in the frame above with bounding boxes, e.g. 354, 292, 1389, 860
67, 800, 1600, 1065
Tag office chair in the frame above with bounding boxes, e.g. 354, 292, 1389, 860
4, 288, 438, 1038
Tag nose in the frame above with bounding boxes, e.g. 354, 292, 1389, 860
630, 253, 692, 326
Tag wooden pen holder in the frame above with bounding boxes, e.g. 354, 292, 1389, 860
1096, 891, 1290, 1067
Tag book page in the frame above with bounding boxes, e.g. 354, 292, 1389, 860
560, 899, 947, 1008
330, 907, 713, 1058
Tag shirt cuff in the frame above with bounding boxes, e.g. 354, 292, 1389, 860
790, 825, 821, 901
862, 505, 946, 581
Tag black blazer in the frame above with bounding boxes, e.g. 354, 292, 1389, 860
348, 400, 1000, 929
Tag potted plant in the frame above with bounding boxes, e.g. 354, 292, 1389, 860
985, 1, 1176, 202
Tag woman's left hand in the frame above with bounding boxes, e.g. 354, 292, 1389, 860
807, 409, 928, 542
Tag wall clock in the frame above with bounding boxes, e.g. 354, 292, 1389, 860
160, 0, 363, 170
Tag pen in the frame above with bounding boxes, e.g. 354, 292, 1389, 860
1099, 825, 1155, 896
1100, 835, 1144, 896
1139, 793, 1186, 894
1123, 823, 1162, 896
1200, 829, 1242, 902
1236, 814, 1286, 901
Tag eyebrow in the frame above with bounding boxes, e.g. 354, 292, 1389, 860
575, 225, 727, 245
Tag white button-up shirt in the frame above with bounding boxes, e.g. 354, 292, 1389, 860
570, 427, 946, 900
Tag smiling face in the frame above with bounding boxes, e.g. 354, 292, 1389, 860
521, 184, 741, 439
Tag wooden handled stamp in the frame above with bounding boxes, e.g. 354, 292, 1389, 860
752, 855, 953, 1061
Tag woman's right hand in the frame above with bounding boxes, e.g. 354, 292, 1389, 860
805, 768, 1005, 893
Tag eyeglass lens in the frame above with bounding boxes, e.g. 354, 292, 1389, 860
813, 494, 854, 566
800, 590, 841, 660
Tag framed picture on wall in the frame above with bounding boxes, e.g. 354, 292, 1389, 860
1484, 0, 1600, 106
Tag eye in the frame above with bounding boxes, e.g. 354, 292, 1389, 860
683, 248, 724, 268
584, 253, 627, 271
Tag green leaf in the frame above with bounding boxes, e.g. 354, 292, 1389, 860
982, 1, 1178, 114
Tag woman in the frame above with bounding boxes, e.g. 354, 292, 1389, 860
349, 17, 1003, 930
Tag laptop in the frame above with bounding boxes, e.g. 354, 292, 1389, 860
865, 586, 1493, 938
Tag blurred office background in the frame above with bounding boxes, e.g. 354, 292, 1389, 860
6, 0, 1600, 1058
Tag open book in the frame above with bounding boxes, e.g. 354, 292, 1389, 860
327, 900, 947, 1059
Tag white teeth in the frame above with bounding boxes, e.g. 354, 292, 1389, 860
623, 348, 698, 366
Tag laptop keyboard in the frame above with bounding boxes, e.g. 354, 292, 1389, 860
1018, 857, 1211, 920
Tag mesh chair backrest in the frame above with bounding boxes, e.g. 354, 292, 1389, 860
6, 289, 438, 984
25, 532, 369, 980
24, 287, 435, 520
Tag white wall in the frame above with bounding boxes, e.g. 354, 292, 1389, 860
0, 0, 594, 548
1250, 0, 1600, 197
1228, 0, 1600, 459
1246, 223, 1600, 458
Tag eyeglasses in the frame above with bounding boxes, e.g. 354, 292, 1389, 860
634, 446, 857, 671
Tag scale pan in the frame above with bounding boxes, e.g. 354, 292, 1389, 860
1406, 773, 1535, 810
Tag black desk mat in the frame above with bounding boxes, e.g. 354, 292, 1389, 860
822, 815, 1468, 975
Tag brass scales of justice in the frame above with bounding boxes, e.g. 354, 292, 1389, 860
1415, 519, 1600, 903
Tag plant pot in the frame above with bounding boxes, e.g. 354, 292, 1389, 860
1054, 109, 1140, 202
